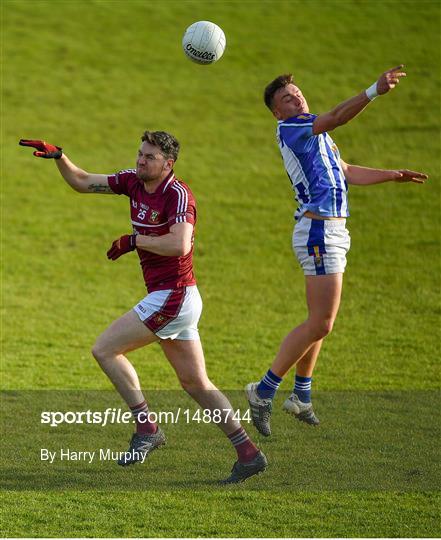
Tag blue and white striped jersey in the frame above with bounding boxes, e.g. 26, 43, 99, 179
276, 113, 349, 220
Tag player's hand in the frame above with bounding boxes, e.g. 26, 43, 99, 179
19, 139, 63, 159
393, 169, 428, 184
376, 65, 406, 95
107, 234, 137, 260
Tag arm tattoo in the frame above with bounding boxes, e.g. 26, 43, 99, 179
87, 184, 114, 193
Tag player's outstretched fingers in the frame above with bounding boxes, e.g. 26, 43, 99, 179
389, 66, 406, 82
409, 171, 428, 183
395, 169, 428, 183
388, 64, 404, 71
19, 138, 62, 159
377, 65, 407, 94
19, 139, 44, 149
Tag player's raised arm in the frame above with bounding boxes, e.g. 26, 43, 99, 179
312, 65, 406, 135
55, 154, 114, 193
19, 139, 114, 194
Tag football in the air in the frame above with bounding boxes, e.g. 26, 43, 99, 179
182, 21, 226, 65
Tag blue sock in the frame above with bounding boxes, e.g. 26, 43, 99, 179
293, 375, 312, 403
256, 369, 282, 399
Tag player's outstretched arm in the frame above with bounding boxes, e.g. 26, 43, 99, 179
19, 138, 114, 194
312, 65, 406, 135
340, 160, 428, 185
55, 154, 114, 193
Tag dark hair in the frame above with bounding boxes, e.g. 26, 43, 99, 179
263, 74, 294, 110
141, 131, 180, 161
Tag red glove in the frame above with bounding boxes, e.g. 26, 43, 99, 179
107, 234, 137, 260
19, 139, 63, 159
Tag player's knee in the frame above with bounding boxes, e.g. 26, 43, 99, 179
179, 375, 211, 394
309, 318, 334, 340
91, 340, 110, 365
319, 318, 334, 339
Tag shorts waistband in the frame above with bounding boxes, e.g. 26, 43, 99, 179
303, 211, 346, 221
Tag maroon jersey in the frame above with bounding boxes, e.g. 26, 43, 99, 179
108, 169, 196, 292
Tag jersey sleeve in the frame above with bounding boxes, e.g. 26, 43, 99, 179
166, 182, 196, 226
279, 113, 317, 149
107, 169, 136, 196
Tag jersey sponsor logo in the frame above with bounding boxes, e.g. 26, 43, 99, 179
148, 210, 161, 224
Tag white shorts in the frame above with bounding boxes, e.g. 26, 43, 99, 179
293, 217, 351, 275
133, 286, 202, 340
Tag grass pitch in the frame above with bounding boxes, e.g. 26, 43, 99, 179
1, 0, 440, 537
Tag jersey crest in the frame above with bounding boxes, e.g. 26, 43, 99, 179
148, 209, 160, 224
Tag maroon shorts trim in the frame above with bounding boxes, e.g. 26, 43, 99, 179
143, 288, 187, 334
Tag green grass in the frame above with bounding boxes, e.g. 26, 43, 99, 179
3, 491, 440, 538
1, 390, 440, 492
1, 0, 440, 537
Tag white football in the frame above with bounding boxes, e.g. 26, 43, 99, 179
182, 21, 226, 65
